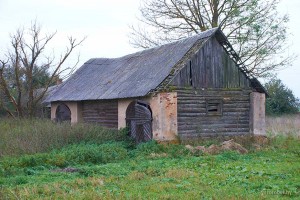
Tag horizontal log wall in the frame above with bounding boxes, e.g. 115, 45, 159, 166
82, 100, 118, 129
177, 88, 251, 139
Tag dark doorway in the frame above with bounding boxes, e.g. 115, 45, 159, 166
126, 100, 152, 143
55, 103, 71, 122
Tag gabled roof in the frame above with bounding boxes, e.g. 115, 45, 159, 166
46, 28, 266, 102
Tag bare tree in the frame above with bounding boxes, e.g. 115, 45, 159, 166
130, 0, 293, 77
0, 21, 85, 118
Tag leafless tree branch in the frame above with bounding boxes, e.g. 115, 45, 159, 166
0, 21, 85, 117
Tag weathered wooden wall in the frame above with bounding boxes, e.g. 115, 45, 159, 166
82, 100, 118, 129
170, 37, 250, 89
177, 88, 251, 139
169, 36, 252, 139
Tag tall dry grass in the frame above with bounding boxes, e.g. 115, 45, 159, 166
266, 114, 300, 137
0, 119, 127, 157
1, 115, 299, 157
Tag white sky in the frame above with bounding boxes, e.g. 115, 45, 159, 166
0, 0, 299, 98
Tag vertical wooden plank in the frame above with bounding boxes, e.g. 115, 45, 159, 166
169, 36, 251, 91
200, 47, 205, 87
212, 39, 216, 88
223, 53, 227, 88
192, 50, 199, 88
218, 39, 224, 88
207, 39, 212, 88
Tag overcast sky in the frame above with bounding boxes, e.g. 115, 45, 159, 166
0, 0, 299, 97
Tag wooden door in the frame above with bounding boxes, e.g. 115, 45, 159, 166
126, 100, 152, 143
55, 103, 71, 122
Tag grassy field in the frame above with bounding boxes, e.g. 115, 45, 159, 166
0, 116, 299, 199
266, 114, 300, 137
0, 119, 127, 157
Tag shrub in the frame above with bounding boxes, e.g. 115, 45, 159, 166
131, 140, 191, 158
132, 140, 164, 156
264, 78, 299, 115
0, 142, 129, 170
61, 142, 128, 165
268, 135, 300, 152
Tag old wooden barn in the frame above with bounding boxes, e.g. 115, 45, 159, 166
45, 28, 266, 142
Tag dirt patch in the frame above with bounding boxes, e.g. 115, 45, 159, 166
220, 139, 248, 154
205, 144, 221, 155
149, 153, 168, 158
185, 139, 249, 155
253, 135, 269, 146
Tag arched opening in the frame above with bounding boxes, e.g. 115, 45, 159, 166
126, 100, 152, 143
55, 103, 71, 123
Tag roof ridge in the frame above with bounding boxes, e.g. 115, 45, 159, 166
87, 28, 219, 62
44, 27, 268, 103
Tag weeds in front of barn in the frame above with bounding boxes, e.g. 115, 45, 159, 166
0, 116, 299, 199
0, 119, 127, 157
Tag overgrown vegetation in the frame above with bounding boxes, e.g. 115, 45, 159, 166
0, 119, 127, 157
266, 114, 300, 137
0, 118, 299, 199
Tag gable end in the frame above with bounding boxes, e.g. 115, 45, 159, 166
157, 35, 251, 90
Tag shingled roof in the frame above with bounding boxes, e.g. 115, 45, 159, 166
45, 28, 265, 102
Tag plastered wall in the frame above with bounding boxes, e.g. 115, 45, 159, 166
250, 92, 266, 135
118, 92, 178, 141
51, 101, 83, 124
51, 92, 178, 141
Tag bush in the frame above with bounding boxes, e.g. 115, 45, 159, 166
131, 140, 191, 158
264, 78, 299, 115
132, 140, 164, 156
268, 135, 300, 152
0, 142, 129, 169
61, 142, 128, 165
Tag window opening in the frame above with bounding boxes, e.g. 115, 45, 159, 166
206, 100, 223, 116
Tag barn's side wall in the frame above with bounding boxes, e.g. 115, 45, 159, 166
176, 88, 251, 139
51, 101, 83, 124
250, 92, 266, 135
167, 36, 263, 139
82, 100, 118, 129
118, 92, 178, 141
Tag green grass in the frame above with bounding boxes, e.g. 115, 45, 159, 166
0, 136, 299, 199
0, 118, 299, 199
